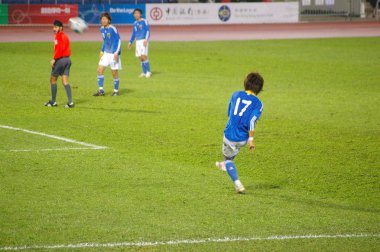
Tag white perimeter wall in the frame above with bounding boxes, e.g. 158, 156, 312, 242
146, 2, 299, 25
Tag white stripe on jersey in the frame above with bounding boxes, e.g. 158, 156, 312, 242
250, 116, 257, 131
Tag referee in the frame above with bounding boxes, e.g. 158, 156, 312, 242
45, 20, 74, 108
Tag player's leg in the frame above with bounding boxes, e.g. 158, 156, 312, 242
62, 76, 74, 108
61, 58, 74, 108
217, 137, 245, 193
216, 137, 235, 172
139, 56, 146, 77
141, 55, 151, 78
45, 60, 61, 107
45, 75, 58, 107
94, 53, 110, 96
110, 55, 122, 96
225, 158, 245, 194
140, 42, 151, 78
94, 65, 106, 96
136, 40, 146, 77
111, 70, 119, 96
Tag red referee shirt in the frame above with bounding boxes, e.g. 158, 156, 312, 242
54, 31, 71, 60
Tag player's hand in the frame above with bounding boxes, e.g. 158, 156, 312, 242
50, 59, 55, 67
113, 53, 118, 62
143, 40, 148, 47
99, 52, 103, 60
248, 140, 255, 152
128, 43, 132, 49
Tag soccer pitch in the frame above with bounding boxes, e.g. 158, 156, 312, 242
0, 37, 379, 251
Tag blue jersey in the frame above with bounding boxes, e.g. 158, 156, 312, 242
100, 25, 121, 55
224, 91, 263, 142
129, 19, 150, 43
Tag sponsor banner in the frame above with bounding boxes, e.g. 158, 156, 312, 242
147, 3, 299, 25
8, 4, 77, 25
79, 4, 145, 25
148, 4, 214, 25
0, 4, 8, 24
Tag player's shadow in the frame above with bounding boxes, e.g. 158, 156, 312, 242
251, 183, 282, 190
77, 106, 160, 114
252, 188, 380, 214
118, 88, 135, 94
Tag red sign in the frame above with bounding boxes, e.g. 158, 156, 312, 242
8, 5, 78, 24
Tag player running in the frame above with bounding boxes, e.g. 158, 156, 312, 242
45, 20, 74, 108
215, 72, 264, 193
94, 12, 122, 96
128, 8, 152, 78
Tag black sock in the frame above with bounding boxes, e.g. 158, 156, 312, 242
64, 84, 72, 103
51, 84, 57, 102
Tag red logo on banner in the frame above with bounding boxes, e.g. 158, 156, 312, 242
8, 5, 78, 24
150, 7, 163, 21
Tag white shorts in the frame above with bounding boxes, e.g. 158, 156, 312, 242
135, 39, 148, 57
222, 136, 247, 159
99, 52, 122, 70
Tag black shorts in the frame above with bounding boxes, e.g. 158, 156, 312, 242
51, 57, 71, 77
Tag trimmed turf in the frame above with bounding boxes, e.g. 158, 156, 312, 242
0, 37, 379, 251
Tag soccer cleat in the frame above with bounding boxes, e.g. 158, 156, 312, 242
234, 180, 246, 194
111, 91, 119, 96
139, 73, 146, 78
93, 90, 105, 96
65, 102, 74, 108
215, 161, 226, 172
44, 100, 57, 107
145, 72, 152, 78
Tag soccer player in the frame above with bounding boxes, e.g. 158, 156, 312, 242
94, 12, 122, 96
128, 8, 152, 78
215, 72, 264, 193
45, 20, 74, 108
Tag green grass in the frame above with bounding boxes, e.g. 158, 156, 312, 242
0, 37, 379, 251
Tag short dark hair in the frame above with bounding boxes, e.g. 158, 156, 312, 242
53, 20, 63, 27
244, 72, 264, 95
100, 12, 112, 23
133, 8, 143, 15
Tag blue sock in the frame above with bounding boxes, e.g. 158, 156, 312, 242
141, 62, 147, 74
144, 60, 151, 73
225, 160, 238, 182
113, 78, 119, 92
97, 74, 104, 90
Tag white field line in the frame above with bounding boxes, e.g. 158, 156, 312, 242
1, 147, 102, 152
0, 125, 107, 151
0, 234, 379, 251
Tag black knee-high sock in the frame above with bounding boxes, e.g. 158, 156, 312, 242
64, 84, 72, 103
51, 84, 57, 102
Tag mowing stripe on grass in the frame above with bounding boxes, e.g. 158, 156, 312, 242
0, 125, 107, 151
0, 234, 378, 251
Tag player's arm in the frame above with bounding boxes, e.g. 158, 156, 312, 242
248, 130, 255, 151
248, 104, 264, 151
227, 94, 235, 117
112, 29, 121, 61
52, 35, 64, 66
100, 40, 105, 59
143, 21, 150, 47
227, 101, 232, 117
128, 27, 136, 49
248, 115, 258, 151
99, 29, 105, 59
